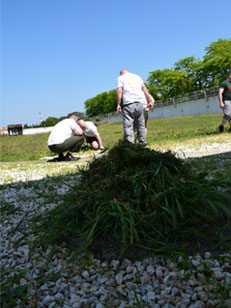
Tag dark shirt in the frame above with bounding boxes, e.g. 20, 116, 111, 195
219, 79, 231, 100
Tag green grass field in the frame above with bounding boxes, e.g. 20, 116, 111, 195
0, 114, 229, 162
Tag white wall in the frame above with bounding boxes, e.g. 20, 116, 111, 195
1, 93, 221, 136
101, 94, 221, 123
23, 126, 53, 135
148, 95, 220, 119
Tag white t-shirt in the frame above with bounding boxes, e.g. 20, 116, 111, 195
117, 72, 146, 105
83, 121, 97, 137
47, 118, 79, 146
141, 94, 155, 109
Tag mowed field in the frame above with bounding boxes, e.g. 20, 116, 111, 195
1, 114, 230, 163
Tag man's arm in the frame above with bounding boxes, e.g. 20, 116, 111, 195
117, 87, 123, 113
83, 135, 87, 145
218, 87, 225, 109
73, 125, 83, 136
93, 130, 104, 149
142, 84, 154, 109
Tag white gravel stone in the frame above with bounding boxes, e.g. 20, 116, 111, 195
1, 153, 231, 308
146, 264, 155, 275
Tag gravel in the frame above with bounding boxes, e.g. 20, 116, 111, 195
1, 144, 231, 307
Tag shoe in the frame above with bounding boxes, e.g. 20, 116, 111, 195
219, 125, 224, 133
64, 152, 80, 161
57, 153, 65, 161
83, 145, 89, 151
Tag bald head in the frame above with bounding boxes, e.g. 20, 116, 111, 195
120, 69, 128, 76
78, 119, 87, 130
70, 115, 78, 122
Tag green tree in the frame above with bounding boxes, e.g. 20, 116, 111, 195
84, 90, 116, 117
201, 38, 231, 86
40, 117, 59, 127
103, 89, 117, 114
146, 38, 231, 100
147, 68, 188, 99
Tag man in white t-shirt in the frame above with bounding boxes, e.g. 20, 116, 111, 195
78, 119, 104, 150
47, 115, 84, 161
117, 69, 154, 144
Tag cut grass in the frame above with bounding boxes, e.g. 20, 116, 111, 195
31, 141, 231, 260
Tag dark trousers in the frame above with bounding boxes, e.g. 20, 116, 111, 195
49, 135, 84, 154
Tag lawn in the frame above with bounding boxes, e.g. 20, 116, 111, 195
0, 113, 229, 162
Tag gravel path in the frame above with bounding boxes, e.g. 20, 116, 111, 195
1, 144, 231, 308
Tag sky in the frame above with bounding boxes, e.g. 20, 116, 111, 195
1, 0, 231, 127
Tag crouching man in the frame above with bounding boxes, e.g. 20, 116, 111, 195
78, 119, 104, 150
47, 115, 84, 161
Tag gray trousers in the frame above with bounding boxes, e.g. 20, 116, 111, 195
223, 100, 231, 122
49, 135, 84, 154
122, 102, 146, 144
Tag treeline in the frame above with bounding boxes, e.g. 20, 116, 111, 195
84, 38, 231, 117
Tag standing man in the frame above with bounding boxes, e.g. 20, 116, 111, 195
117, 69, 153, 144
47, 115, 84, 161
218, 70, 231, 133
78, 119, 104, 150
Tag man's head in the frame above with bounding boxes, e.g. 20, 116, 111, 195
78, 119, 87, 130
120, 69, 128, 76
69, 115, 78, 123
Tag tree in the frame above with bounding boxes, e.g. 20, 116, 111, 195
147, 68, 188, 99
174, 56, 205, 91
103, 89, 117, 114
201, 38, 231, 86
146, 38, 231, 100
84, 90, 117, 117
40, 117, 59, 127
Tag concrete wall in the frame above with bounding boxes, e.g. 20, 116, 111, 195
148, 95, 220, 120
23, 126, 53, 135
100, 94, 221, 124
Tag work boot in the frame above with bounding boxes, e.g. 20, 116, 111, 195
219, 125, 224, 133
57, 153, 65, 161
64, 152, 80, 161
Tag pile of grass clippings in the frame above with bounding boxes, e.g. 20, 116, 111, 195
33, 141, 231, 260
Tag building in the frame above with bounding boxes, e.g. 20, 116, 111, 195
0, 126, 8, 136
7, 124, 23, 136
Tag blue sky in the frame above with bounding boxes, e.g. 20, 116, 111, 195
1, 0, 231, 127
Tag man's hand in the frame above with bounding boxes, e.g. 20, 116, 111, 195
117, 105, 122, 113
220, 102, 225, 109
117, 87, 123, 113
147, 102, 154, 110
